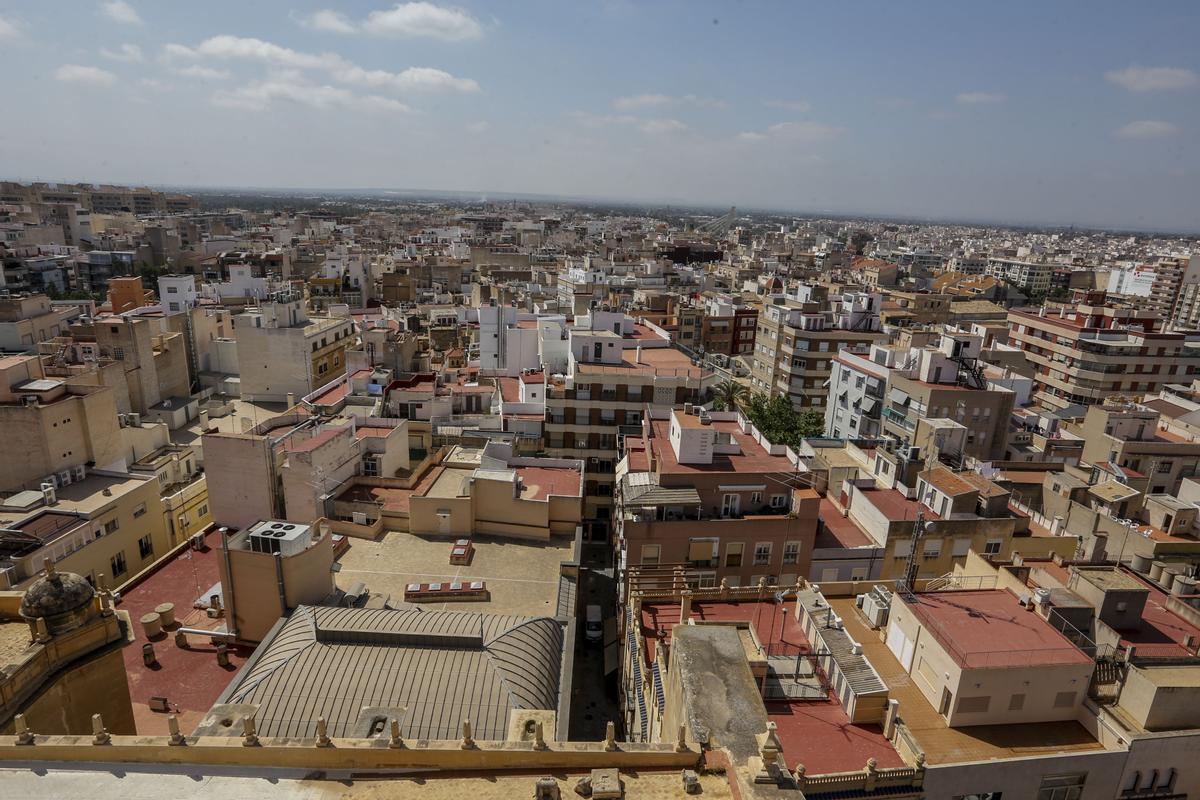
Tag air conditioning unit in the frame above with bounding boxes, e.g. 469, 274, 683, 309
352, 512, 368, 525
58, 470, 73, 487
128, 412, 141, 427
21, 395, 38, 407
43, 474, 59, 488
117, 414, 128, 428
190, 533, 205, 551
74, 465, 87, 482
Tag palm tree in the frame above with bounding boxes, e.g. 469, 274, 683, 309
711, 379, 750, 412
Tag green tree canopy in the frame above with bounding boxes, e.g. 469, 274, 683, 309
711, 379, 750, 412
743, 393, 826, 448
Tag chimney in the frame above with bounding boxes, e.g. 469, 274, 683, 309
199, 409, 210, 430
286, 392, 296, 408
636, 345, 642, 364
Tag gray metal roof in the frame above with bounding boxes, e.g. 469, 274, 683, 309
620, 473, 701, 506
223, 605, 565, 740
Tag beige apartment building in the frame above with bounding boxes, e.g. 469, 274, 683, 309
0, 469, 170, 591
1076, 404, 1200, 496
0, 293, 76, 352
0, 354, 124, 492
68, 314, 190, 415
883, 371, 1015, 462
750, 289, 885, 410
884, 588, 1094, 727
233, 292, 355, 402
407, 453, 583, 541
616, 408, 820, 589
544, 331, 712, 539
1007, 292, 1200, 410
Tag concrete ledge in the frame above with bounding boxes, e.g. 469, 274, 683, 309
0, 735, 702, 771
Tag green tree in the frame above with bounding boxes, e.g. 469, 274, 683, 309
711, 379, 750, 411
742, 393, 827, 448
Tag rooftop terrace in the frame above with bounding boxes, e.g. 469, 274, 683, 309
333, 529, 574, 618
902, 588, 1093, 669
115, 527, 250, 735
831, 597, 1103, 765
640, 599, 904, 775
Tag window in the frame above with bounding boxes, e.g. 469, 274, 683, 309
1053, 691, 1076, 708
922, 538, 942, 559
363, 456, 380, 477
133, 503, 147, 518
725, 542, 744, 567
687, 538, 718, 567
640, 544, 660, 566
750, 491, 762, 504
103, 519, 119, 535
769, 494, 787, 509
1037, 773, 1086, 800
1008, 693, 1026, 711
783, 541, 800, 565
113, 346, 125, 361
984, 539, 1003, 555
753, 542, 772, 566
110, 551, 128, 578
198, 504, 209, 517
138, 535, 154, 559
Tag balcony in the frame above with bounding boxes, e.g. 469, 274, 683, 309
882, 406, 916, 431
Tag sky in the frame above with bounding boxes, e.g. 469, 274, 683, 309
0, 1, 1198, 230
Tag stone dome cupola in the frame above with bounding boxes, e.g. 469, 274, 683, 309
18, 561, 97, 635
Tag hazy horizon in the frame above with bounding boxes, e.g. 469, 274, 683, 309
2, 1, 1198, 232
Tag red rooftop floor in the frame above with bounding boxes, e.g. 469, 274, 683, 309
517, 465, 581, 500
1033, 561, 1200, 658
640, 599, 903, 775
116, 528, 251, 735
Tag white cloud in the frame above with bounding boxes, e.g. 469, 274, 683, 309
955, 91, 1006, 105
571, 112, 638, 128
183, 35, 328, 70
639, 118, 687, 134
164, 35, 480, 93
211, 79, 411, 113
613, 93, 724, 111
466, 120, 491, 134
1114, 120, 1180, 140
100, 43, 143, 62
100, 1, 142, 25
0, 16, 20, 40
738, 120, 842, 144
570, 111, 686, 135
764, 99, 810, 112
174, 65, 231, 81
301, 9, 357, 34
54, 64, 117, 86
333, 63, 479, 93
363, 2, 483, 41
1105, 65, 1199, 92
162, 43, 197, 61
